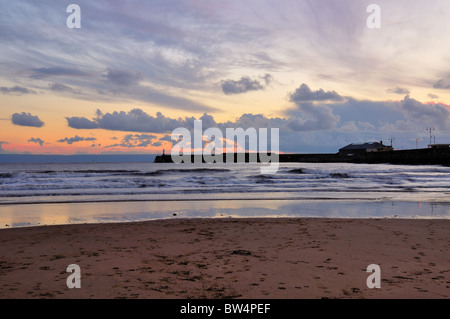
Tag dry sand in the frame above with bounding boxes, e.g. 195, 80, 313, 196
0, 218, 449, 299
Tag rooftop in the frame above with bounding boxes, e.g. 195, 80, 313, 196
340, 142, 389, 150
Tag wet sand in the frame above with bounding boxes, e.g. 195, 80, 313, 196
0, 218, 449, 299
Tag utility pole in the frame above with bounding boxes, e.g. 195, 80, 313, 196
426, 128, 435, 147
388, 138, 395, 147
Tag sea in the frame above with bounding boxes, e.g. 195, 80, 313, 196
1, 161, 450, 228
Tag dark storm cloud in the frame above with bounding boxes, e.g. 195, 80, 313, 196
11, 112, 44, 127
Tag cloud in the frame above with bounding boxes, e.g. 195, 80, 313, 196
67, 108, 196, 133
286, 84, 342, 131
63, 84, 344, 135
68, 108, 288, 135
428, 93, 439, 99
0, 86, 37, 95
399, 95, 450, 129
378, 119, 415, 132
11, 112, 44, 127
336, 121, 375, 133
132, 85, 218, 112
35, 67, 217, 113
95, 68, 218, 112
28, 137, 45, 146
433, 78, 450, 90
0, 141, 7, 153
107, 134, 158, 148
198, 112, 217, 128
29, 67, 89, 79
65, 85, 450, 144
221, 74, 272, 95
103, 68, 143, 86
57, 135, 97, 145
49, 82, 80, 94
327, 97, 407, 134
387, 87, 410, 95
286, 102, 340, 131
357, 121, 376, 131
159, 135, 172, 141
2, 0, 450, 122
65, 117, 99, 129
338, 121, 359, 132
220, 113, 287, 130
329, 95, 450, 132
158, 134, 178, 146
289, 84, 344, 103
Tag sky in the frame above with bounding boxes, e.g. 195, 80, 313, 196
1, 0, 450, 155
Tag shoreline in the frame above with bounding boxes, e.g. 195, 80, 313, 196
1, 199, 450, 230
0, 217, 448, 299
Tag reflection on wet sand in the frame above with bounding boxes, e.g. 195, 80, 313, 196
1, 199, 449, 229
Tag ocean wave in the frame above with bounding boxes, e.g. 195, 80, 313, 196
34, 167, 230, 175
1, 162, 450, 205
248, 174, 274, 183
33, 169, 139, 174
330, 173, 350, 178
154, 168, 231, 173
286, 168, 306, 174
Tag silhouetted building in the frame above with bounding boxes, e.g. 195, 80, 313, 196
428, 144, 450, 149
339, 141, 393, 157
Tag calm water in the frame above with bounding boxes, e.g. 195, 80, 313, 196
1, 162, 450, 227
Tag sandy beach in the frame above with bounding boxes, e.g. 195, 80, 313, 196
0, 217, 449, 299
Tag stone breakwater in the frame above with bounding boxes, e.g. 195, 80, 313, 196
154, 148, 450, 165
